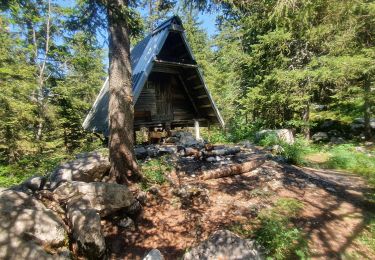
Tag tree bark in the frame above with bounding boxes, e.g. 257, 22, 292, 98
302, 102, 310, 140
198, 158, 265, 180
107, 0, 141, 184
363, 78, 372, 140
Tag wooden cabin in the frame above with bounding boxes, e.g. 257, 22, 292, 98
83, 16, 224, 138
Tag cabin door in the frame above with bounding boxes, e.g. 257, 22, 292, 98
155, 78, 173, 122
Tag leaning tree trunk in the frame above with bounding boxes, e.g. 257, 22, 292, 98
302, 102, 310, 140
107, 0, 141, 184
363, 78, 372, 140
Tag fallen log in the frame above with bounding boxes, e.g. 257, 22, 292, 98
198, 158, 265, 180
184, 147, 201, 157
202, 147, 241, 157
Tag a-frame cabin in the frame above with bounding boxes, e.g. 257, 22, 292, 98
83, 16, 224, 136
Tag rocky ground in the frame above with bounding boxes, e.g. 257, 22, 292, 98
0, 131, 373, 259
105, 149, 374, 259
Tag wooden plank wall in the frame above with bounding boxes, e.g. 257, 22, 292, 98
134, 71, 197, 128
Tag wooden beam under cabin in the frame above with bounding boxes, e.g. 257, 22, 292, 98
178, 74, 200, 116
153, 59, 198, 68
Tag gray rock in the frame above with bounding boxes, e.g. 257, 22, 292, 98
158, 145, 177, 155
0, 190, 68, 259
355, 146, 366, 153
320, 119, 341, 130
53, 181, 135, 217
23, 176, 46, 191
239, 140, 255, 149
271, 144, 284, 154
183, 230, 262, 260
68, 205, 105, 258
313, 104, 328, 111
49, 151, 110, 189
312, 132, 329, 142
350, 123, 364, 133
350, 118, 375, 131
353, 118, 365, 124
143, 249, 165, 260
164, 136, 179, 144
118, 216, 135, 229
330, 137, 345, 144
327, 129, 341, 137
0, 237, 67, 260
256, 129, 294, 144
135, 146, 148, 159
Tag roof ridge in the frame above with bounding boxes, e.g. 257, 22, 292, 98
152, 15, 183, 35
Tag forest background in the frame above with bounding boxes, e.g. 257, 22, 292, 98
0, 0, 374, 187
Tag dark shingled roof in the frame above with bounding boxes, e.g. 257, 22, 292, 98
83, 16, 224, 136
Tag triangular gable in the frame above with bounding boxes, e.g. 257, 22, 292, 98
83, 16, 224, 135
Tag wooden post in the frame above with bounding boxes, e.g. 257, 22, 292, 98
207, 121, 211, 143
194, 119, 201, 141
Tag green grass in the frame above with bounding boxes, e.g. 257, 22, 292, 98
357, 212, 375, 253
255, 198, 308, 260
230, 198, 308, 260
256, 132, 375, 188
257, 133, 314, 165
0, 139, 104, 188
0, 152, 72, 187
139, 156, 174, 190
325, 144, 375, 187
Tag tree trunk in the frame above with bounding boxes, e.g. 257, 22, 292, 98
302, 102, 310, 140
107, 0, 141, 184
363, 78, 372, 140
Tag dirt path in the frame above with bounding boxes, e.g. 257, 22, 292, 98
104, 158, 374, 259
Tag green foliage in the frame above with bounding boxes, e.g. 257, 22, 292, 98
282, 139, 312, 165
255, 198, 308, 260
257, 132, 311, 165
214, 0, 375, 136
0, 152, 72, 187
0, 17, 37, 163
229, 198, 308, 259
326, 144, 375, 186
0, 1, 106, 185
258, 133, 279, 147
200, 127, 231, 144
139, 156, 173, 189
357, 212, 375, 253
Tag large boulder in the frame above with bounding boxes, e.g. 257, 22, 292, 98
67, 203, 105, 258
13, 176, 47, 193
143, 249, 165, 260
49, 151, 110, 189
311, 132, 329, 142
0, 190, 69, 259
183, 230, 262, 260
53, 181, 136, 217
256, 129, 294, 144
172, 131, 203, 147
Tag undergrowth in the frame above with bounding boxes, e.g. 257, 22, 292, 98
258, 133, 313, 165
357, 212, 375, 254
139, 155, 173, 190
257, 133, 375, 188
325, 144, 375, 187
0, 152, 72, 187
0, 139, 104, 187
230, 198, 308, 260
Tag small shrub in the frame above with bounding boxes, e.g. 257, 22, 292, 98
254, 198, 308, 259
258, 133, 280, 147
201, 127, 232, 144
139, 156, 173, 189
282, 138, 312, 165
